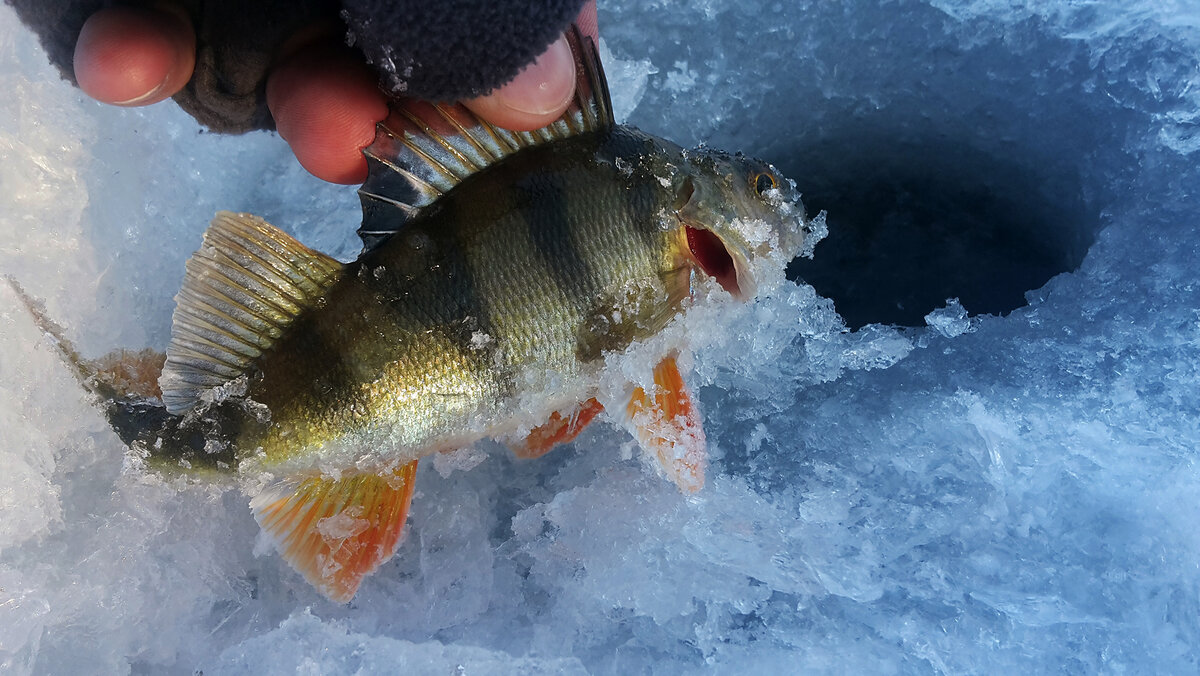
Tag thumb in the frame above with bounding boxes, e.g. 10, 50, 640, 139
462, 34, 576, 131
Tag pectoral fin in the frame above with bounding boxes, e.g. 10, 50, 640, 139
510, 398, 605, 459
626, 356, 707, 493
250, 460, 419, 603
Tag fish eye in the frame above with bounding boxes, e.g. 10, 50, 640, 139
753, 172, 777, 195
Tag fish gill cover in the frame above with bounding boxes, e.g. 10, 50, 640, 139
2, 0, 1200, 673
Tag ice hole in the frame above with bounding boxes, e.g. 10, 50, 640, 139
614, 4, 1131, 331
783, 134, 1097, 328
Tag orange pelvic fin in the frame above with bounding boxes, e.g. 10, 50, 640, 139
627, 356, 707, 493
250, 460, 419, 603
511, 398, 605, 459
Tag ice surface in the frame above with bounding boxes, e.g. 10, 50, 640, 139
924, 299, 976, 338
4, 0, 1200, 673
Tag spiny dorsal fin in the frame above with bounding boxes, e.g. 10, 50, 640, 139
159, 211, 343, 414
250, 461, 419, 603
356, 25, 614, 250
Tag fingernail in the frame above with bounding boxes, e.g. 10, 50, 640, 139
112, 80, 169, 106
490, 36, 575, 116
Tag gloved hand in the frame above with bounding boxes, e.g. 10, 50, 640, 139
72, 1, 598, 184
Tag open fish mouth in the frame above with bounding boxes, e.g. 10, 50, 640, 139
685, 225, 745, 298
672, 172, 770, 301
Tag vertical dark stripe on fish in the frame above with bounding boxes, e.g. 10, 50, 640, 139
629, 181, 662, 250
517, 169, 599, 318
274, 312, 359, 410
409, 210, 511, 400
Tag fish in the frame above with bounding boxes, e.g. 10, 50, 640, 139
11, 27, 813, 602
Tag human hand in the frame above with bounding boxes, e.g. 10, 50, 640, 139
73, 2, 599, 185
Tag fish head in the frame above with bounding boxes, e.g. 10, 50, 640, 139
670, 148, 808, 300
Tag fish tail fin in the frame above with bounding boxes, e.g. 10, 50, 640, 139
4, 275, 111, 395
5, 276, 237, 473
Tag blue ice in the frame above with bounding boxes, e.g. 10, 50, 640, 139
2, 0, 1199, 673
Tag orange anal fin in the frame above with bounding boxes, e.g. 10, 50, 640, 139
627, 357, 707, 494
511, 398, 605, 459
250, 460, 419, 603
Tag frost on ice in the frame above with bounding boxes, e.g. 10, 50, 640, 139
5, 0, 1200, 673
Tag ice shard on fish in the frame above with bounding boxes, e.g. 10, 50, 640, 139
13, 27, 813, 602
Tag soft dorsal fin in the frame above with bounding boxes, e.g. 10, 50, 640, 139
356, 25, 614, 250
159, 212, 343, 414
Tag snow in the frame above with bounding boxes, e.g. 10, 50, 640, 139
4, 0, 1200, 673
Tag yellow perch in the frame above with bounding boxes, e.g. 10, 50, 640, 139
19, 27, 812, 601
